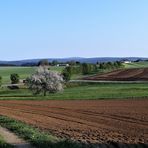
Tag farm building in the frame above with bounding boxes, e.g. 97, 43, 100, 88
56, 63, 69, 67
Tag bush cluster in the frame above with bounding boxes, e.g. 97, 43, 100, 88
98, 61, 123, 70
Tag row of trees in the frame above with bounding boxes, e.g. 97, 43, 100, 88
62, 63, 98, 81
38, 59, 123, 68
98, 61, 123, 70
62, 61, 123, 81
37, 59, 81, 66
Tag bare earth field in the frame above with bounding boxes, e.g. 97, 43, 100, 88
83, 68, 148, 81
0, 100, 147, 144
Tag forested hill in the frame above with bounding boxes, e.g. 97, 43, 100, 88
0, 57, 148, 66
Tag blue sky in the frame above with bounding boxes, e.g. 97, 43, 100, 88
0, 0, 148, 60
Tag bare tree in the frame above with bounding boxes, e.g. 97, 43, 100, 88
26, 66, 63, 96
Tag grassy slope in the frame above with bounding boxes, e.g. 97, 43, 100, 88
1, 63, 148, 100
1, 61, 148, 84
1, 83, 148, 100
0, 67, 36, 84
123, 61, 148, 68
0, 66, 64, 84
50, 66, 65, 72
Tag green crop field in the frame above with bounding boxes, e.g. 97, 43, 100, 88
1, 64, 148, 100
0, 67, 36, 84
1, 61, 148, 84
0, 83, 148, 100
49, 66, 65, 72
0, 66, 64, 84
124, 61, 148, 68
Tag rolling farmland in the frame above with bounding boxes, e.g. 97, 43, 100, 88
0, 100, 147, 144
0, 66, 64, 84
83, 68, 148, 81
0, 65, 148, 147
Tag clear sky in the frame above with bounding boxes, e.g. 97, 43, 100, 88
0, 0, 148, 60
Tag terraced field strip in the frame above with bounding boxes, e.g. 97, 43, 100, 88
83, 68, 148, 81
0, 100, 147, 144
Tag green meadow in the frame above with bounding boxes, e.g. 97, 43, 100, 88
123, 61, 148, 68
0, 66, 65, 84
0, 63, 148, 100
1, 83, 148, 100
0, 67, 36, 84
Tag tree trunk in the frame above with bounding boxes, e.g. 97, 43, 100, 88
44, 90, 47, 96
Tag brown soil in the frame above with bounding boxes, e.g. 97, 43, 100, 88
0, 100, 147, 144
83, 68, 148, 81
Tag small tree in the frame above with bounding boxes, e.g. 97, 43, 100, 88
10, 73, 19, 84
81, 63, 91, 75
62, 67, 72, 82
52, 60, 58, 66
26, 67, 63, 96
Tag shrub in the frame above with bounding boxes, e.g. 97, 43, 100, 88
10, 73, 19, 84
62, 69, 71, 82
81, 63, 93, 74
62, 66, 81, 81
7, 85, 19, 90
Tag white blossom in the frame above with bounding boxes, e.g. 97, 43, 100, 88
26, 66, 63, 96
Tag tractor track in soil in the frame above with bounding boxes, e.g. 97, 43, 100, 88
0, 100, 147, 144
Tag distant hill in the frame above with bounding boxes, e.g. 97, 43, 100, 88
0, 57, 148, 66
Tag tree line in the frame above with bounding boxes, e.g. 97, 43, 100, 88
98, 61, 123, 70
62, 61, 123, 81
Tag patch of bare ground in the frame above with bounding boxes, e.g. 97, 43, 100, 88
83, 68, 148, 81
0, 100, 147, 145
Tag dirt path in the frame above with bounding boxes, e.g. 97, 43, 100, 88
0, 126, 34, 148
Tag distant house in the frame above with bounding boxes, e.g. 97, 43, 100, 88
56, 64, 69, 67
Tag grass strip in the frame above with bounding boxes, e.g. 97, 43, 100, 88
1, 83, 148, 100
0, 116, 82, 148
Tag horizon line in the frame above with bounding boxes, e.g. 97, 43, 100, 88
0, 56, 148, 62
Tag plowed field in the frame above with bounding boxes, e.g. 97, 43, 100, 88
0, 100, 147, 144
83, 68, 148, 81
